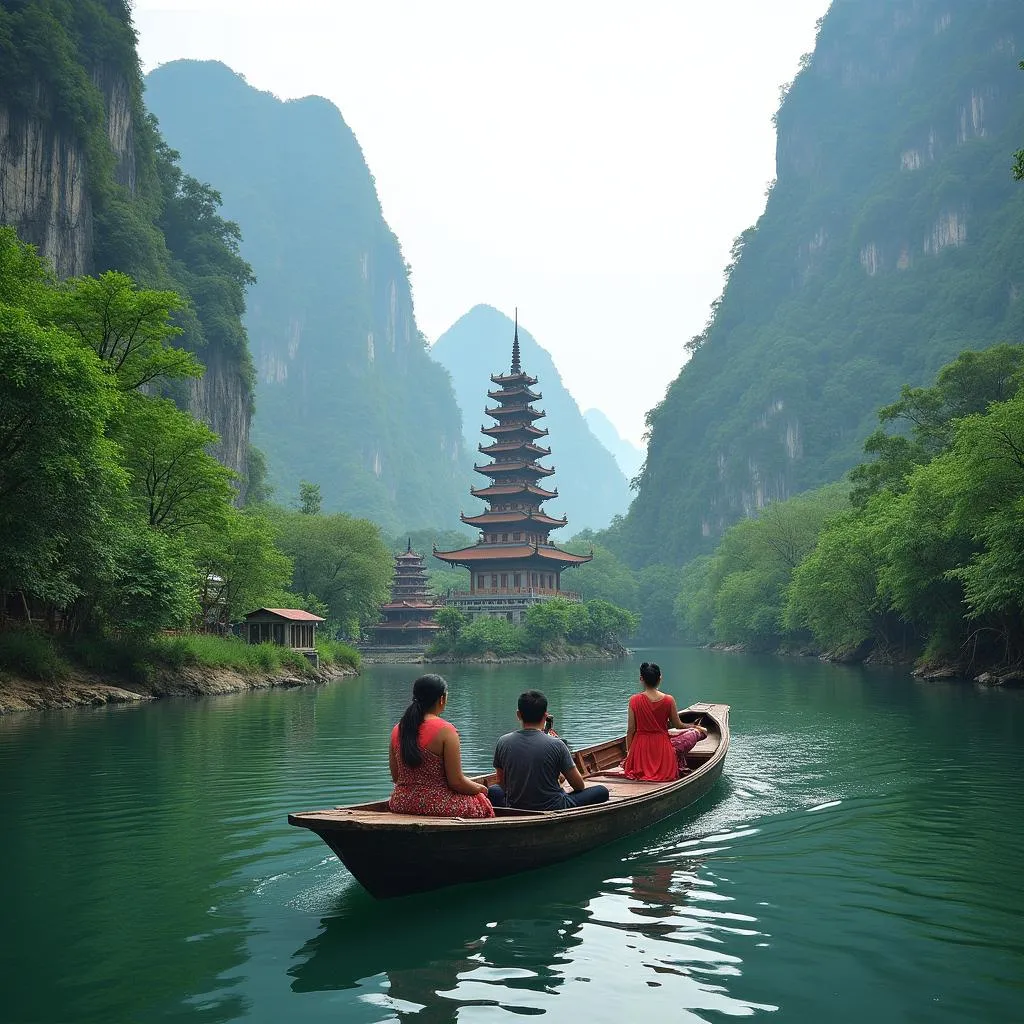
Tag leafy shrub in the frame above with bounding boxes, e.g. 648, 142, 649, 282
455, 618, 525, 657
0, 629, 70, 682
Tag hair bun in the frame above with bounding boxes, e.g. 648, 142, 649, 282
640, 661, 649, 670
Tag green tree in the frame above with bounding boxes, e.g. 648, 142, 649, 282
455, 617, 525, 657
0, 300, 123, 613
119, 395, 237, 537
51, 271, 202, 391
784, 506, 893, 655
524, 600, 572, 648
674, 556, 716, 645
695, 485, 848, 649
269, 509, 391, 634
850, 345, 1024, 504
298, 481, 322, 516
434, 606, 467, 646
564, 602, 592, 645
931, 391, 1024, 662
583, 600, 638, 644
194, 509, 293, 628
87, 525, 198, 636
0, 229, 126, 619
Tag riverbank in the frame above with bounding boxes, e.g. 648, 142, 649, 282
0, 661, 357, 714
0, 631, 360, 714
706, 640, 1024, 686
424, 645, 627, 665
360, 646, 629, 666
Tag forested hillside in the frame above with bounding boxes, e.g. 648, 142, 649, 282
0, 1, 255, 483
432, 304, 630, 531
617, 0, 1024, 566
145, 60, 469, 532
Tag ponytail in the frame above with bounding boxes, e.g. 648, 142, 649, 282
397, 674, 448, 768
639, 661, 662, 687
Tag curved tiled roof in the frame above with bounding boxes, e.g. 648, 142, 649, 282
433, 543, 592, 566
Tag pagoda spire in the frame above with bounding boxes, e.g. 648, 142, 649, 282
511, 307, 521, 375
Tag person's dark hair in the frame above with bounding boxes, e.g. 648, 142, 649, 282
518, 689, 548, 725
397, 674, 448, 767
639, 662, 662, 687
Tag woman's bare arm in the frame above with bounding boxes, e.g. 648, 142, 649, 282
667, 696, 685, 730
388, 743, 399, 784
441, 728, 488, 796
625, 705, 636, 752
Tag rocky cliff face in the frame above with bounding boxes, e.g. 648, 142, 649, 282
617, 0, 1024, 567
145, 61, 469, 531
0, 60, 139, 277
0, 102, 91, 277
0, 6, 252, 483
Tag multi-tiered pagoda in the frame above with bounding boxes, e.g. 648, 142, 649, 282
434, 319, 591, 623
371, 541, 441, 647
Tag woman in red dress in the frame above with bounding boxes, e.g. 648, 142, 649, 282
388, 674, 494, 818
621, 662, 687, 782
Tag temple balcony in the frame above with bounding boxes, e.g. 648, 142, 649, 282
447, 588, 582, 602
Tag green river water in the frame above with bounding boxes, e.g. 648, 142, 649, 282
1, 649, 1022, 1023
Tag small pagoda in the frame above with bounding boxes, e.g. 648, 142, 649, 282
434, 315, 592, 624
371, 540, 442, 647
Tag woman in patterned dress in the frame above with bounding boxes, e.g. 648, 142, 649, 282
388, 674, 494, 818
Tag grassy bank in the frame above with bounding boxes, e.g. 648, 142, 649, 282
0, 629, 360, 685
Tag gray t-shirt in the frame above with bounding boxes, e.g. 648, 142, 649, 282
493, 729, 576, 810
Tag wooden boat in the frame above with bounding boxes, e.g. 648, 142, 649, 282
288, 701, 729, 899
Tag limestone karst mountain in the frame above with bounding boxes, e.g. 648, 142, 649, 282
145, 60, 469, 530
0, 7, 253, 482
618, 0, 1024, 566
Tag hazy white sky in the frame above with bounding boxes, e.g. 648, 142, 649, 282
132, 0, 829, 446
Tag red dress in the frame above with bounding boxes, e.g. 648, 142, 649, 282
622, 692, 679, 781
388, 717, 494, 818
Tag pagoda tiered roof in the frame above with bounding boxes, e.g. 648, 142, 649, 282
380, 599, 440, 611
478, 440, 552, 458
473, 460, 555, 479
484, 404, 546, 421
470, 482, 558, 501
433, 541, 592, 568
481, 422, 549, 439
460, 510, 567, 529
490, 369, 538, 386
487, 384, 542, 402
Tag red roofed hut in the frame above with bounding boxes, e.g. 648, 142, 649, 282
243, 608, 325, 658
433, 315, 592, 624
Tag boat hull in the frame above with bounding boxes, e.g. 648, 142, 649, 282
289, 702, 729, 899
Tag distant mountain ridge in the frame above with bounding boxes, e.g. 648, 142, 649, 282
583, 408, 645, 482
144, 60, 469, 531
431, 305, 630, 531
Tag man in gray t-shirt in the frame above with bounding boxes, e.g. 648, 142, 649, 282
488, 690, 610, 811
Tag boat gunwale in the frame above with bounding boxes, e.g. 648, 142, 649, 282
288, 703, 730, 834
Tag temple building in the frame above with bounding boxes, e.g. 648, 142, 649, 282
434, 318, 592, 623
371, 541, 442, 647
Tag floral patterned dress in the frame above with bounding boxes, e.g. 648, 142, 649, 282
388, 717, 494, 818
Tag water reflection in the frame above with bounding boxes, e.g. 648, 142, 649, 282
288, 795, 778, 1021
